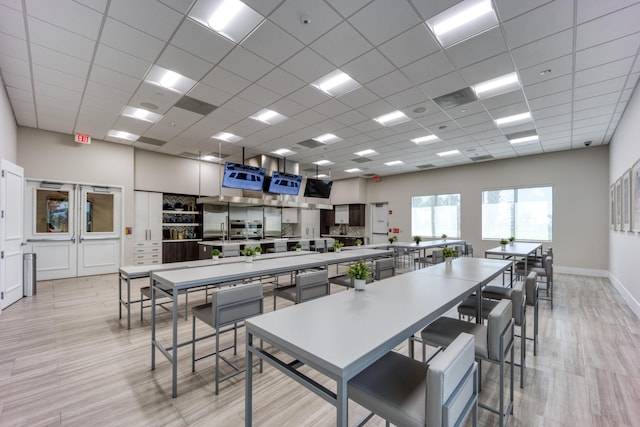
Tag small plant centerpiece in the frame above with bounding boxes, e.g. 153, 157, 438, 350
211, 248, 220, 261
508, 236, 515, 245
441, 234, 447, 241
356, 239, 363, 246
295, 242, 302, 252
499, 238, 509, 249
347, 259, 372, 291
242, 246, 256, 262
254, 246, 262, 257
333, 240, 345, 253
388, 236, 398, 244
413, 235, 422, 245
442, 246, 457, 263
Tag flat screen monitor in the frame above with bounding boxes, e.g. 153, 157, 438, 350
303, 178, 332, 198
222, 162, 265, 191
268, 171, 302, 195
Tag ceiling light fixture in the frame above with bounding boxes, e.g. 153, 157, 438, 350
385, 160, 404, 166
313, 133, 342, 144
122, 106, 162, 123
188, 0, 264, 43
345, 168, 362, 173
355, 149, 378, 156
313, 159, 334, 166
509, 135, 539, 144
272, 148, 295, 156
373, 110, 410, 126
437, 149, 461, 157
411, 135, 439, 145
311, 70, 361, 97
495, 112, 532, 126
107, 130, 139, 141
207, 0, 244, 32
144, 65, 196, 94
250, 108, 287, 125
426, 0, 498, 47
472, 72, 520, 99
212, 132, 242, 143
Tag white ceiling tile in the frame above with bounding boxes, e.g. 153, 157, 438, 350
447, 28, 508, 69
30, 44, 90, 78
287, 85, 329, 108
157, 0, 192, 14
401, 51, 455, 86
574, 76, 627, 101
459, 52, 516, 87
418, 71, 467, 99
27, 17, 96, 61
386, 88, 434, 110
222, 96, 263, 116
511, 29, 573, 70
575, 33, 640, 71
576, 0, 639, 24
257, 68, 306, 97
2, 70, 31, 92
269, 0, 343, 45
0, 32, 29, 61
100, 17, 165, 62
187, 82, 233, 106
350, 0, 421, 45
365, 70, 414, 98
528, 89, 572, 110
378, 24, 439, 68
519, 54, 573, 87
241, 0, 281, 16
312, 99, 351, 118
479, 90, 527, 111
573, 105, 616, 121
0, 3, 25, 39
535, 113, 571, 128
172, 20, 235, 65
243, 20, 304, 66
338, 86, 379, 108
34, 80, 82, 105
495, 0, 553, 21
130, 82, 182, 112
218, 46, 275, 81
89, 64, 140, 93
94, 44, 151, 80
342, 49, 395, 84
32, 64, 85, 92
27, 0, 103, 39
333, 109, 369, 126
237, 83, 280, 106
502, 0, 573, 48
108, 0, 182, 41
267, 98, 306, 118
576, 3, 640, 50
574, 57, 635, 88
156, 45, 213, 81
531, 103, 572, 120
292, 109, 328, 126
409, 0, 461, 21
280, 48, 335, 84
310, 21, 372, 67
523, 74, 573, 99
201, 67, 251, 96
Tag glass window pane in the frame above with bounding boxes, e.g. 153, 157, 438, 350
482, 189, 513, 239
36, 189, 69, 233
86, 192, 114, 233
515, 187, 553, 240
412, 196, 434, 236
412, 194, 460, 237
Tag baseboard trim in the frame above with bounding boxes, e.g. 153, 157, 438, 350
554, 266, 608, 277
608, 273, 640, 320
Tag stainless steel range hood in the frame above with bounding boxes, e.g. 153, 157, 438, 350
196, 194, 333, 210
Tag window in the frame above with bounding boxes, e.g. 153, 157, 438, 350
482, 186, 553, 241
411, 193, 460, 238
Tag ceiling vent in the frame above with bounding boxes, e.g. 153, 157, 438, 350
416, 164, 436, 169
351, 157, 372, 163
137, 136, 167, 146
174, 95, 218, 115
505, 129, 537, 140
433, 87, 478, 109
470, 155, 494, 161
297, 139, 324, 149
179, 152, 199, 159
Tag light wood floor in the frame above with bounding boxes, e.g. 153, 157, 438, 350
1, 267, 639, 426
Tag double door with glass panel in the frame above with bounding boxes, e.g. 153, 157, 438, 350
24, 180, 122, 280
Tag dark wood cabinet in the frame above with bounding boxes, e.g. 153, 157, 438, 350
163, 241, 200, 263
320, 209, 335, 234
348, 204, 365, 226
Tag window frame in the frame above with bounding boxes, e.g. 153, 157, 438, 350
411, 193, 461, 238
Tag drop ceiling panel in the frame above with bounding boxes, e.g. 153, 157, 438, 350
575, 33, 640, 71
156, 45, 213, 81
310, 21, 372, 67
400, 51, 455, 86
447, 28, 508, 70
108, 0, 182, 41
242, 20, 304, 66
576, 0, 639, 24
378, 24, 439, 68
89, 65, 141, 93
201, 67, 251, 96
100, 18, 165, 62
337, 87, 379, 109
93, 44, 152, 80
349, 0, 421, 46
268, 0, 343, 45
519, 54, 573, 86
171, 20, 235, 65
188, 82, 233, 106
28, 0, 103, 39
573, 77, 627, 100
280, 48, 335, 84
576, 3, 640, 50
27, 17, 96, 61
418, 72, 467, 99
0, 4, 25, 39
30, 44, 90, 78
342, 49, 396, 85
218, 46, 275, 82
256, 68, 306, 97
459, 53, 516, 87
574, 57, 635, 88
32, 64, 85, 92
366, 70, 413, 98
502, 0, 574, 48
510, 29, 574, 69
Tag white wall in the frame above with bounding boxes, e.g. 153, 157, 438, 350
609, 83, 640, 318
0, 76, 17, 162
366, 146, 609, 272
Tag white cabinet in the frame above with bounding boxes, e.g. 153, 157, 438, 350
300, 209, 320, 238
334, 205, 349, 224
134, 191, 162, 264
282, 208, 298, 223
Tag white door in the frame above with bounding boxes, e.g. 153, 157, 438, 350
77, 185, 121, 276
371, 202, 389, 244
1, 160, 24, 309
25, 180, 77, 280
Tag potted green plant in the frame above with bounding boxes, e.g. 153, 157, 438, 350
355, 239, 363, 246
413, 235, 422, 244
508, 236, 515, 245
211, 248, 220, 261
242, 246, 256, 262
441, 233, 447, 241
388, 236, 397, 244
332, 240, 344, 252
347, 259, 372, 291
295, 242, 302, 252
441, 246, 457, 263
499, 238, 509, 249
254, 246, 262, 257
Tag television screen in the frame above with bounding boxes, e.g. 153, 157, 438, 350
222, 162, 265, 191
303, 178, 333, 198
268, 171, 302, 195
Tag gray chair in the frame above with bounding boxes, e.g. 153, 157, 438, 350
374, 257, 395, 280
465, 243, 474, 257
348, 333, 478, 427
312, 239, 326, 252
191, 281, 263, 395
267, 240, 287, 253
532, 256, 553, 308
222, 244, 240, 258
414, 249, 443, 269
273, 269, 329, 310
457, 280, 526, 388
421, 300, 514, 427
140, 284, 188, 322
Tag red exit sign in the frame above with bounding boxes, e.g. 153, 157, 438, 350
75, 133, 91, 144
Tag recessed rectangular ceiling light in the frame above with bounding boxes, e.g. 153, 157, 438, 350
426, 0, 498, 48
201, 155, 219, 162
250, 108, 287, 125
411, 134, 439, 144
122, 106, 162, 123
313, 159, 334, 166
311, 70, 361, 97
345, 168, 362, 173
144, 65, 197, 94
355, 149, 379, 157
437, 149, 461, 157
316, 173, 329, 179
107, 130, 139, 141
495, 112, 532, 127
373, 110, 410, 126
188, 0, 264, 43
272, 148, 295, 157
212, 131, 242, 143
472, 72, 521, 99
385, 160, 404, 166
313, 133, 342, 144
510, 135, 539, 144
